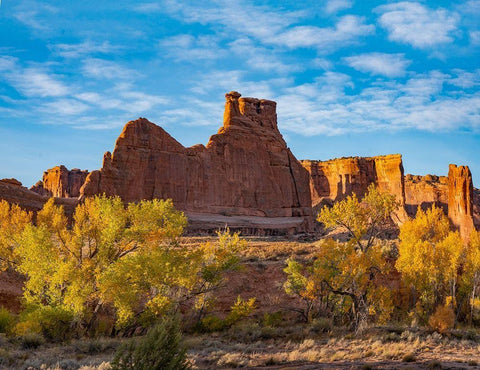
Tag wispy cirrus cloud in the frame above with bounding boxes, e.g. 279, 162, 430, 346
50, 41, 121, 59
376, 2, 459, 49
159, 34, 224, 61
13, 2, 58, 31
344, 53, 411, 77
81, 59, 139, 80
324, 0, 354, 14
271, 15, 374, 51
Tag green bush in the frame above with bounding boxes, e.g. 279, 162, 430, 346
310, 317, 333, 334
199, 315, 226, 333
20, 332, 44, 349
0, 307, 15, 334
262, 311, 283, 327
110, 315, 190, 370
14, 305, 74, 342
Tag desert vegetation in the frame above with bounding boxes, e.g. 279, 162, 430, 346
0, 189, 480, 368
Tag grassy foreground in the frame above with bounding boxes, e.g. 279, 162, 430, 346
0, 326, 479, 369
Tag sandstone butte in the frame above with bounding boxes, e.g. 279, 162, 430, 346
80, 91, 314, 233
0, 91, 478, 237
31, 165, 89, 198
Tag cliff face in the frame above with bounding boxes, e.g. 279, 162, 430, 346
300, 155, 407, 221
31, 166, 89, 198
405, 174, 449, 216
403, 167, 475, 239
448, 164, 474, 238
0, 178, 77, 215
81, 92, 313, 232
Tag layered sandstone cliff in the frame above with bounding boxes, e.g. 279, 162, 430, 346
31, 166, 88, 198
405, 174, 449, 216
404, 166, 475, 239
80, 91, 313, 232
300, 154, 407, 222
448, 164, 474, 238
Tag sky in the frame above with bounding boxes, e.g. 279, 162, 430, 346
0, 0, 479, 187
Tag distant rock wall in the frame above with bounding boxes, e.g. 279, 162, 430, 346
81, 92, 313, 232
448, 164, 474, 238
0, 178, 77, 215
31, 166, 88, 198
405, 174, 449, 216
300, 154, 407, 222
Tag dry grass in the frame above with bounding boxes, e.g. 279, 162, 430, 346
187, 328, 480, 369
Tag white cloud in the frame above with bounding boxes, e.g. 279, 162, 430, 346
344, 53, 411, 77
82, 59, 139, 80
158, 0, 303, 41
0, 56, 17, 71
159, 34, 223, 61
271, 15, 374, 51
40, 99, 89, 115
50, 41, 120, 59
325, 0, 354, 14
376, 2, 459, 49
9, 68, 69, 97
13, 3, 58, 31
228, 38, 300, 73
449, 69, 480, 89
133, 2, 162, 12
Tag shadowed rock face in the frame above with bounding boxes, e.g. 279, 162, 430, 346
81, 92, 314, 232
31, 166, 89, 198
0, 178, 77, 215
448, 164, 474, 238
301, 155, 408, 222
405, 174, 449, 216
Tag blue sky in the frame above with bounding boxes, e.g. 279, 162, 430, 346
0, 0, 479, 186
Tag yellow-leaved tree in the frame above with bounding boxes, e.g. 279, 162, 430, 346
396, 205, 464, 320
99, 229, 245, 327
312, 239, 394, 329
16, 196, 188, 329
318, 184, 399, 253
0, 200, 31, 270
284, 185, 397, 330
462, 230, 480, 324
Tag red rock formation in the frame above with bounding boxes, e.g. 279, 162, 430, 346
448, 164, 474, 238
81, 92, 313, 232
31, 166, 88, 198
405, 174, 449, 216
0, 178, 77, 215
474, 189, 480, 230
301, 154, 407, 221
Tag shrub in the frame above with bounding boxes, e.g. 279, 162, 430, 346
402, 353, 417, 362
20, 332, 44, 349
225, 296, 256, 326
199, 315, 226, 333
310, 317, 333, 334
110, 315, 190, 370
262, 311, 283, 327
0, 307, 14, 334
428, 306, 454, 333
14, 305, 74, 342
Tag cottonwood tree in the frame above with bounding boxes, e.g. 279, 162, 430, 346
396, 206, 464, 319
285, 186, 397, 330
462, 230, 480, 324
0, 200, 31, 270
100, 229, 245, 327
318, 184, 399, 252
16, 196, 188, 328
